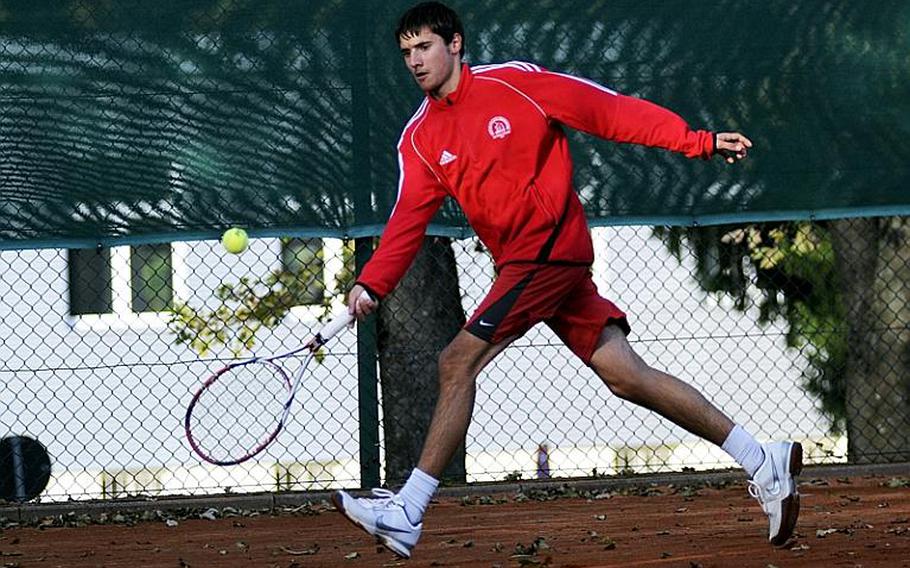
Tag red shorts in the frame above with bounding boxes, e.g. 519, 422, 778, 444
464, 263, 630, 363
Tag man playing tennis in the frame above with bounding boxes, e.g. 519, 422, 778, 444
333, 1, 801, 558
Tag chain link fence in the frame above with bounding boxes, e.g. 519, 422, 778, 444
1, 1, 908, 503
3, 217, 908, 502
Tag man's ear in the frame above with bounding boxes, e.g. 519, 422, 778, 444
449, 32, 463, 55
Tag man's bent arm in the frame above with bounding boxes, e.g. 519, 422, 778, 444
356, 137, 448, 299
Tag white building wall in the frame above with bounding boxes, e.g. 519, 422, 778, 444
0, 227, 838, 501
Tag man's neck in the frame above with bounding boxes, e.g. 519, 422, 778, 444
430, 60, 462, 100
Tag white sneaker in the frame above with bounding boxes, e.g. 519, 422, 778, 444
332, 488, 422, 558
748, 441, 803, 546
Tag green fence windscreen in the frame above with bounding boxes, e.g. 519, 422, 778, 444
1, 1, 908, 248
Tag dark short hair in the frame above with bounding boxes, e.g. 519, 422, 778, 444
395, 2, 465, 57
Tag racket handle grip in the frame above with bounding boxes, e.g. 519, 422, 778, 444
315, 312, 354, 344
314, 290, 374, 345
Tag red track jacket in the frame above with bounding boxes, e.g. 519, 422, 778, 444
357, 62, 716, 299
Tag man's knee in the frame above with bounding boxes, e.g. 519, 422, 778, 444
589, 327, 651, 400
437, 333, 488, 387
438, 342, 468, 377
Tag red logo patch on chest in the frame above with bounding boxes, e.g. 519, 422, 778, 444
487, 116, 512, 140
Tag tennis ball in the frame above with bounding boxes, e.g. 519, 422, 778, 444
221, 228, 249, 254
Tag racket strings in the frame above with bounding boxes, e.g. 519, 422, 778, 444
188, 360, 292, 463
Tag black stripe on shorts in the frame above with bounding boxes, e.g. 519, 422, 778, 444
465, 271, 535, 342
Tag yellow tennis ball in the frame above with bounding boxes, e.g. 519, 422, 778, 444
221, 228, 249, 254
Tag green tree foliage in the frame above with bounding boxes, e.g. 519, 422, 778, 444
655, 222, 847, 432
167, 239, 354, 356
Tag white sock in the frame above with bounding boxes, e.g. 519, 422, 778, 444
721, 424, 765, 478
397, 468, 438, 525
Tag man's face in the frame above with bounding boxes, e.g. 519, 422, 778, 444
399, 27, 462, 97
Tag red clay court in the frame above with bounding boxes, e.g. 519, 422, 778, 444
1, 473, 908, 567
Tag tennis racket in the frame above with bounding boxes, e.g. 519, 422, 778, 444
184, 297, 367, 466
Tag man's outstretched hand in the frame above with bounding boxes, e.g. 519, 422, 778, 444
716, 132, 752, 164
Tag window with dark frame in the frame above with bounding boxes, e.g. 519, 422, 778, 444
68, 247, 113, 316
130, 243, 173, 313
67, 244, 174, 316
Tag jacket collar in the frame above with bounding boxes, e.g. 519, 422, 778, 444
428, 63, 472, 109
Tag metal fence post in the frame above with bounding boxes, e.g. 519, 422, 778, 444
354, 241, 381, 488
349, 0, 381, 489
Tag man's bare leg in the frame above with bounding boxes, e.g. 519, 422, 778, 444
587, 324, 802, 546
417, 330, 516, 476
588, 325, 734, 445
333, 329, 515, 557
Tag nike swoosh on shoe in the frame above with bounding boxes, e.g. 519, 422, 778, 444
376, 515, 412, 534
